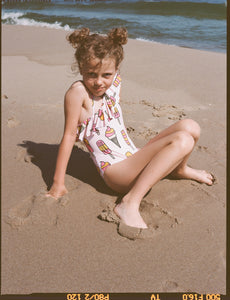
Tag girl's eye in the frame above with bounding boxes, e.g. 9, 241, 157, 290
88, 73, 97, 78
104, 73, 112, 78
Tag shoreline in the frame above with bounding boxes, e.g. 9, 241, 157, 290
135, 37, 226, 54
2, 23, 226, 294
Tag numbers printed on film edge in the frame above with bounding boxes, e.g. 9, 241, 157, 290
67, 294, 81, 300
66, 294, 109, 300
67, 294, 159, 300
182, 294, 221, 300
66, 293, 161, 300
66, 293, 222, 300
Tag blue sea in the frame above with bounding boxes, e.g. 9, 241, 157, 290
2, 0, 226, 53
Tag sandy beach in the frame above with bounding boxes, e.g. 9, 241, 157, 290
2, 24, 226, 295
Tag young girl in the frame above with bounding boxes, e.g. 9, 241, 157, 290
47, 27, 214, 229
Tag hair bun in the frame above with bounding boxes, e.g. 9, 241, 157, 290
67, 28, 90, 48
108, 28, 128, 45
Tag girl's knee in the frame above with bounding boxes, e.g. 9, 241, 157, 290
178, 119, 200, 141
173, 130, 195, 153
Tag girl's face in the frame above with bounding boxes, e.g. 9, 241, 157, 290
81, 57, 117, 98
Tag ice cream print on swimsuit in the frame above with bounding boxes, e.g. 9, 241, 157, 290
100, 161, 111, 172
96, 140, 115, 159
105, 126, 121, 148
76, 73, 138, 177
121, 130, 135, 150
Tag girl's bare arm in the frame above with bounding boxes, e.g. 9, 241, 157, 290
47, 86, 85, 198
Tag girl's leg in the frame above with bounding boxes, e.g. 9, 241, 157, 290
104, 119, 213, 228
142, 119, 212, 182
104, 130, 195, 228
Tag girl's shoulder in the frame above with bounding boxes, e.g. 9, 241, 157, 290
65, 80, 89, 106
67, 80, 87, 96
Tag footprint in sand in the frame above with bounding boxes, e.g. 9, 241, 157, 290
98, 200, 181, 240
139, 100, 187, 120
139, 99, 153, 107
152, 104, 186, 121
195, 145, 209, 153
5, 190, 70, 229
7, 116, 20, 128
140, 201, 181, 231
161, 280, 184, 292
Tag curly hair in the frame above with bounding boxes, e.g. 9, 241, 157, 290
67, 27, 128, 73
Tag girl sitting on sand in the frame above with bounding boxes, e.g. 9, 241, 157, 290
47, 27, 214, 229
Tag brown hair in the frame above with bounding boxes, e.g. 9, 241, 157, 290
67, 27, 128, 73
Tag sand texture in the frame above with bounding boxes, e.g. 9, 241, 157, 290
2, 25, 226, 295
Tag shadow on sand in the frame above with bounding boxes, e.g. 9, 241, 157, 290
18, 140, 116, 196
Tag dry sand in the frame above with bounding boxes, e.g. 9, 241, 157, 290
2, 25, 226, 295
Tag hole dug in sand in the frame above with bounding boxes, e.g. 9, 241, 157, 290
98, 201, 181, 241
5, 189, 70, 229
7, 116, 20, 128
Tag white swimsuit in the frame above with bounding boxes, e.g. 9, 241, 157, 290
76, 73, 138, 177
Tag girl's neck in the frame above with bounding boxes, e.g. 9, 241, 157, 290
82, 80, 104, 101
92, 94, 104, 101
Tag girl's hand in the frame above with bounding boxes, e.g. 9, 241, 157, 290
46, 182, 68, 200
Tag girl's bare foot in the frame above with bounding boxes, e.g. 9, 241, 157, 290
114, 201, 148, 229
171, 165, 214, 185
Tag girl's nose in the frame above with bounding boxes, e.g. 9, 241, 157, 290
95, 77, 103, 86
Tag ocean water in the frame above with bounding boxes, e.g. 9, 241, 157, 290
2, 0, 226, 53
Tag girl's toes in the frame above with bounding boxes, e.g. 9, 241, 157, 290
207, 179, 213, 185
202, 171, 216, 185
205, 173, 215, 185
210, 173, 217, 184
207, 173, 213, 180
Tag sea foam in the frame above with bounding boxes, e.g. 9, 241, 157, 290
2, 11, 71, 30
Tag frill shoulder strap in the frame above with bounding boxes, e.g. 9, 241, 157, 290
104, 73, 122, 103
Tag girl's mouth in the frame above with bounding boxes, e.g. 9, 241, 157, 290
94, 87, 104, 92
